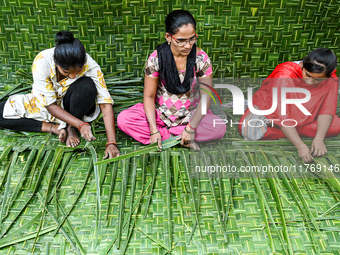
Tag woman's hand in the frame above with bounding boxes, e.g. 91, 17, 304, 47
99, 104, 120, 158
311, 138, 327, 157
179, 127, 194, 146
79, 124, 96, 142
177, 126, 200, 150
298, 145, 313, 163
280, 126, 314, 163
150, 132, 162, 149
104, 144, 120, 159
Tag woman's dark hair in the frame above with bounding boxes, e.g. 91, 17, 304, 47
165, 10, 196, 34
54, 31, 86, 70
303, 47, 337, 77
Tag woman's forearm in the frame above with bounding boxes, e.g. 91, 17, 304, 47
143, 75, 159, 133
189, 76, 213, 128
315, 115, 333, 139
99, 103, 117, 142
143, 96, 158, 133
280, 126, 305, 149
189, 95, 212, 127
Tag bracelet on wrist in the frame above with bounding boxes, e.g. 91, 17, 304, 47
105, 142, 117, 148
297, 144, 307, 150
187, 123, 197, 131
78, 122, 90, 132
49, 123, 56, 134
315, 137, 324, 141
184, 127, 195, 134
150, 130, 160, 136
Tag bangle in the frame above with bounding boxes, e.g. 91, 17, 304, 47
297, 144, 307, 150
105, 142, 117, 148
78, 122, 90, 132
184, 127, 195, 134
150, 130, 160, 136
315, 137, 324, 141
49, 123, 56, 134
187, 123, 197, 131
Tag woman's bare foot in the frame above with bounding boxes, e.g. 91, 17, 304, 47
182, 141, 200, 151
42, 123, 67, 143
52, 126, 67, 143
66, 125, 80, 147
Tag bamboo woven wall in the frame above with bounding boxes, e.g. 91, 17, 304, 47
0, 0, 340, 90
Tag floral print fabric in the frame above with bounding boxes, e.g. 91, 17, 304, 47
3, 48, 113, 129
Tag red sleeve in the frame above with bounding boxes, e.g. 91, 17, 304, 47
318, 80, 338, 115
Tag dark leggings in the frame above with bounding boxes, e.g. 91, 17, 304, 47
0, 76, 97, 132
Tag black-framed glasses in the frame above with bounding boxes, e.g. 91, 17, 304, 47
169, 33, 198, 46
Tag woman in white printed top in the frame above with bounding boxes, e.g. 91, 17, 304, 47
1, 31, 120, 159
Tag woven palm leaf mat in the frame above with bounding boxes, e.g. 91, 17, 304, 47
1, 0, 340, 254
0, 125, 340, 254
1, 0, 340, 88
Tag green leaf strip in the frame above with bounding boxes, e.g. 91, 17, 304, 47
36, 193, 82, 255
95, 136, 181, 165
105, 162, 118, 225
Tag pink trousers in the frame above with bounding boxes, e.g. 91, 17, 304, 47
117, 103, 227, 144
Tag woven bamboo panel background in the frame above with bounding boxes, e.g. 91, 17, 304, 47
1, 0, 340, 90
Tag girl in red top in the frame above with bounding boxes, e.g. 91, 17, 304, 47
239, 48, 340, 163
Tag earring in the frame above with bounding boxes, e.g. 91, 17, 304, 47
168, 41, 171, 45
